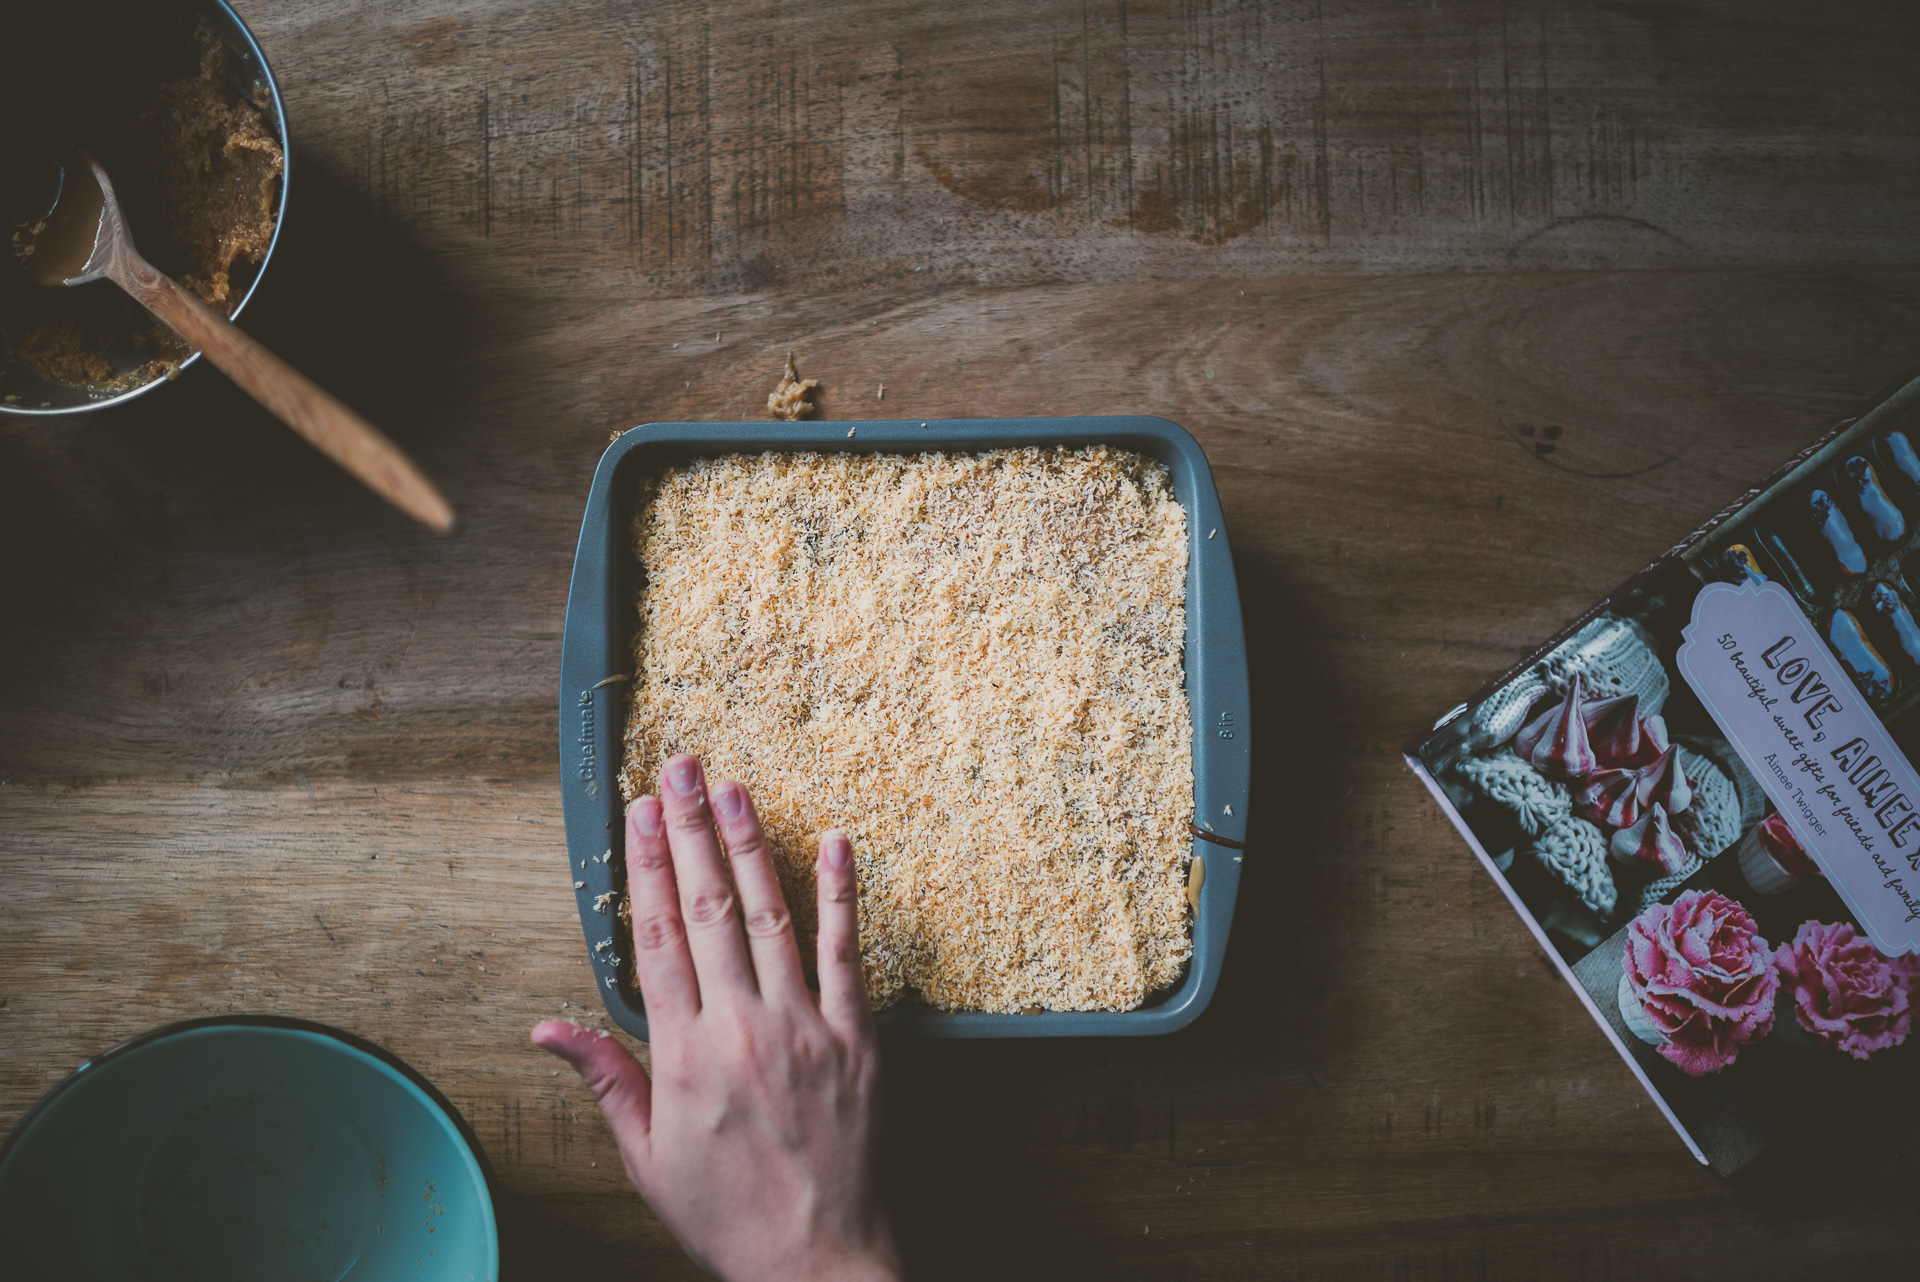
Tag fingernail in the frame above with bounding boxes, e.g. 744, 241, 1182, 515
714, 782, 745, 820
532, 1024, 585, 1068
630, 797, 662, 836
823, 830, 851, 869
665, 756, 701, 797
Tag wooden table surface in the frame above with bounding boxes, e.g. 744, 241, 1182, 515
4, 1, 1918, 1276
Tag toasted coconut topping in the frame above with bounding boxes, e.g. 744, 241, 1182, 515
619, 447, 1193, 1012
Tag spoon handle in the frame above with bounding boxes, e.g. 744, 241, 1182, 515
108, 253, 456, 533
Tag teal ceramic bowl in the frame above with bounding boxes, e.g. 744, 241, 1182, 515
0, 1017, 498, 1282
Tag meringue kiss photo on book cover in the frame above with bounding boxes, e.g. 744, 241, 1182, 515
1409, 374, 1920, 1176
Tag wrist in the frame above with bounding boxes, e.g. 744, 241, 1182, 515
831, 1261, 901, 1282
791, 1243, 902, 1282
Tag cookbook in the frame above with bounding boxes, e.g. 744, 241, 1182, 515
1407, 374, 1920, 1174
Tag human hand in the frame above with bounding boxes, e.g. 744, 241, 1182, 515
533, 753, 899, 1282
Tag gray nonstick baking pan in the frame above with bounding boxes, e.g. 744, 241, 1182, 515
558, 416, 1251, 1037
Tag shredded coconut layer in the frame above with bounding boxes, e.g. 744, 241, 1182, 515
618, 446, 1194, 1012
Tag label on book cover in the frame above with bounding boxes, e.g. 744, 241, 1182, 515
1678, 580, 1920, 956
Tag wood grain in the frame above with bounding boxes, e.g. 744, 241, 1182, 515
4, 0, 1919, 1277
260, 0, 1920, 287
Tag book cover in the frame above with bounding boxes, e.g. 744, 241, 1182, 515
1407, 374, 1920, 1175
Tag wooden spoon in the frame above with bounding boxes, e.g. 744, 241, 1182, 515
13, 155, 455, 533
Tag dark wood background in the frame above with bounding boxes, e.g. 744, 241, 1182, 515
4, 0, 1918, 1276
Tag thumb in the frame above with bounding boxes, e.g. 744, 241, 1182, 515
532, 1020, 654, 1149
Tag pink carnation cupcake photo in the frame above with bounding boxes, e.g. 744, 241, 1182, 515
1774, 920, 1920, 1060
1617, 890, 1777, 1076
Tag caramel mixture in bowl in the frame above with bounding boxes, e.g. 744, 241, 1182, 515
142, 28, 283, 327
1, 10, 283, 402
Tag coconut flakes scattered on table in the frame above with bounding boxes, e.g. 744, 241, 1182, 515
618, 446, 1194, 1013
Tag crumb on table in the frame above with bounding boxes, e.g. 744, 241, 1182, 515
766, 351, 820, 420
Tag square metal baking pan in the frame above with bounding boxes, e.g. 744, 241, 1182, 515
559, 416, 1251, 1037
